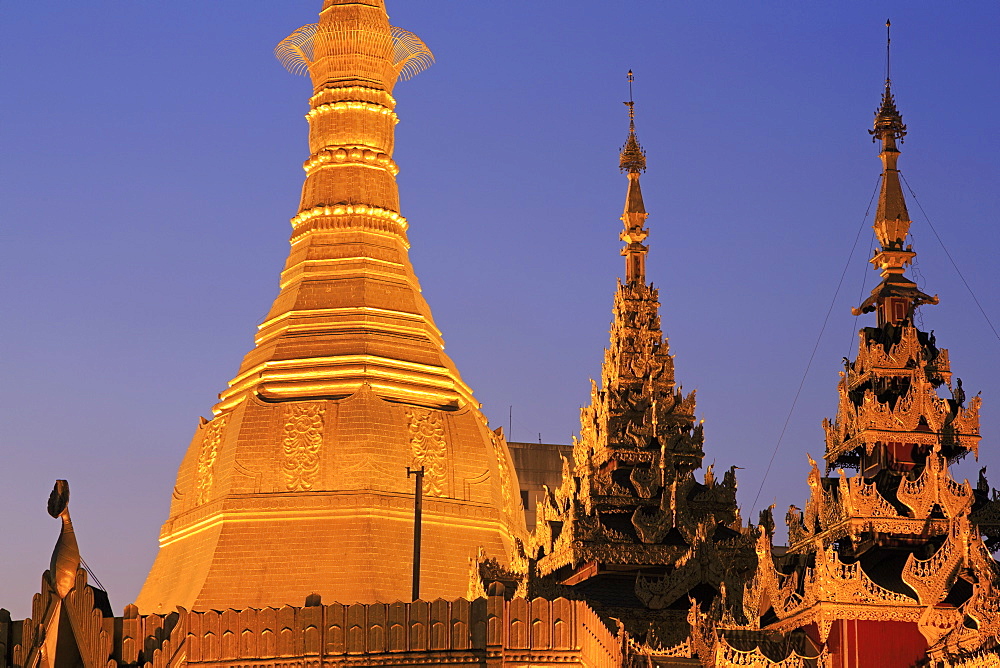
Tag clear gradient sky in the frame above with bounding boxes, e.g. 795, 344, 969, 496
2, 1, 998, 617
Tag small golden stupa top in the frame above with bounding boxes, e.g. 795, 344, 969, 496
47, 480, 80, 599
322, 0, 382, 7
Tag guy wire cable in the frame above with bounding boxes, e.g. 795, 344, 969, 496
901, 172, 1000, 344
749, 175, 881, 516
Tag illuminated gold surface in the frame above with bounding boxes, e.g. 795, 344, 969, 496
137, 0, 524, 614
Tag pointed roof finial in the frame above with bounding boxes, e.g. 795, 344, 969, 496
853, 21, 938, 322
620, 70, 646, 173
619, 71, 649, 284
872, 19, 906, 148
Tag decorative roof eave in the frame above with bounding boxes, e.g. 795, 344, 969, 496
789, 516, 954, 554
853, 279, 939, 315
823, 388, 982, 462
824, 429, 981, 459
775, 517, 998, 648
764, 601, 950, 643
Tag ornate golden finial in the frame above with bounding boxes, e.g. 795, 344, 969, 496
620, 70, 646, 174
853, 21, 937, 323
871, 20, 906, 149
619, 71, 649, 284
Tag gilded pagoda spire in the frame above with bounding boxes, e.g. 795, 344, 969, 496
620, 71, 649, 285
739, 25, 1000, 665
854, 20, 937, 325
529, 74, 752, 647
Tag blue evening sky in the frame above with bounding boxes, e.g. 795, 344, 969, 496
1, 1, 997, 615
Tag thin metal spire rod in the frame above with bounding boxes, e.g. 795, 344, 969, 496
886, 19, 892, 82
750, 176, 882, 515
626, 70, 635, 121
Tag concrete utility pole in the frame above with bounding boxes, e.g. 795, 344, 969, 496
406, 467, 425, 600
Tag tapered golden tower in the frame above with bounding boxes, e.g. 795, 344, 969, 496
137, 0, 525, 614
530, 81, 754, 648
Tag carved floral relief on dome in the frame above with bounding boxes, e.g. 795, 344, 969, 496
196, 416, 227, 504
281, 403, 326, 491
406, 408, 447, 497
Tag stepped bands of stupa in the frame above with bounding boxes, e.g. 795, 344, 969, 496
136, 0, 525, 614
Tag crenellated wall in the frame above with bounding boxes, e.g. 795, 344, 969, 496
4, 575, 621, 668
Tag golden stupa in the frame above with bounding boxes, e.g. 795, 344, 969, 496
136, 0, 525, 614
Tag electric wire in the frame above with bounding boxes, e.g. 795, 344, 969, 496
909, 230, 927, 330
900, 172, 1000, 344
749, 176, 882, 516
849, 231, 876, 358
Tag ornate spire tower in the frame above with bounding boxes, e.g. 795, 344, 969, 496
530, 76, 753, 648
137, 0, 525, 613
742, 24, 1000, 666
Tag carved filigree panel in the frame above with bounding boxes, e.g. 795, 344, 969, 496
406, 408, 447, 496
196, 416, 227, 504
281, 403, 326, 491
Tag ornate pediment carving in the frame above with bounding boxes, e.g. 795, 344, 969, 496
631, 507, 672, 544
629, 465, 661, 498
897, 451, 973, 519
